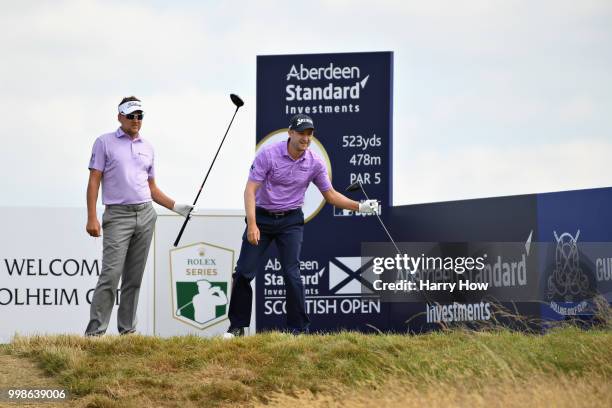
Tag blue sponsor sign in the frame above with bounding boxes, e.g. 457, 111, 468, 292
387, 187, 612, 332
536, 187, 612, 321
255, 52, 393, 332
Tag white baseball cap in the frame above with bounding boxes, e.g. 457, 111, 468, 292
118, 100, 144, 115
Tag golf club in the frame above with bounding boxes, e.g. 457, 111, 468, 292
347, 181, 437, 305
173, 93, 245, 247
346, 181, 401, 255
176, 300, 193, 316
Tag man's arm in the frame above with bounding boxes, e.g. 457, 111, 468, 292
321, 188, 359, 211
148, 178, 175, 210
86, 169, 103, 237
244, 180, 261, 245
148, 179, 198, 218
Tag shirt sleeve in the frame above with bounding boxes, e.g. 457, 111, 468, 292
148, 146, 155, 179
248, 149, 270, 183
88, 138, 105, 172
312, 159, 332, 192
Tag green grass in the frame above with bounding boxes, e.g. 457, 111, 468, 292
3, 327, 611, 407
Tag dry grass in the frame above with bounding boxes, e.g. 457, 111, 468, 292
1, 326, 610, 407
261, 376, 612, 408
0, 354, 68, 408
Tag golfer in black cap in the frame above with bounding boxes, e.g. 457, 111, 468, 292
225, 114, 379, 337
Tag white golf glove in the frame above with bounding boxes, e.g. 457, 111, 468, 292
173, 203, 194, 218
359, 199, 380, 214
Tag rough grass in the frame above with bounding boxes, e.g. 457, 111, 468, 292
260, 376, 612, 408
2, 327, 611, 407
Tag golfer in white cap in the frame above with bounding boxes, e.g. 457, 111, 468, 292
85, 96, 193, 336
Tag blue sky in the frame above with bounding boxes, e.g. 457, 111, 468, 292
1, 0, 610, 207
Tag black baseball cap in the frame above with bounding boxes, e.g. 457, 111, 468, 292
289, 114, 315, 131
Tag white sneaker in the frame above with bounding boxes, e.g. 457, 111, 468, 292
223, 327, 245, 339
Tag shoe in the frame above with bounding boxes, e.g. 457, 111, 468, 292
120, 329, 136, 336
223, 327, 245, 339
84, 321, 104, 337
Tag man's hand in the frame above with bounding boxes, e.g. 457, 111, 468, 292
247, 223, 260, 245
86, 218, 101, 237
173, 203, 194, 218
86, 169, 102, 237
358, 199, 380, 214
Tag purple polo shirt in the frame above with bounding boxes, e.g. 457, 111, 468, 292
88, 128, 155, 205
249, 140, 332, 211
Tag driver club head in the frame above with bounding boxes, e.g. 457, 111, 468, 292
230, 93, 244, 108
345, 181, 362, 192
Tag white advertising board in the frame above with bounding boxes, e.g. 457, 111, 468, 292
0, 207, 153, 343
0, 208, 249, 343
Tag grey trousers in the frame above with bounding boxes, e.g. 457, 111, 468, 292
85, 202, 157, 335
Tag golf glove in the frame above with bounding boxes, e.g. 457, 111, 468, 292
359, 199, 380, 214
173, 203, 194, 218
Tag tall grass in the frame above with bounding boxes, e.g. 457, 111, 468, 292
4, 326, 611, 407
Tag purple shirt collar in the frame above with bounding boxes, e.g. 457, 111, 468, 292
115, 127, 143, 142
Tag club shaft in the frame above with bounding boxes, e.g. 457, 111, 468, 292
173, 106, 240, 247
357, 183, 434, 304
174, 218, 190, 247
359, 183, 402, 255
177, 300, 194, 312
376, 214, 402, 255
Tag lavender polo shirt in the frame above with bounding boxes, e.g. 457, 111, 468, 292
249, 140, 332, 212
88, 128, 155, 205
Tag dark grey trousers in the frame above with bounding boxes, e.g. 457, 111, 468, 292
85, 202, 156, 335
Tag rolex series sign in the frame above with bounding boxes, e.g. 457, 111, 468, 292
255, 52, 394, 332
170, 243, 232, 330
153, 214, 246, 337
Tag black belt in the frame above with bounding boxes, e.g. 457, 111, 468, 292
256, 207, 301, 218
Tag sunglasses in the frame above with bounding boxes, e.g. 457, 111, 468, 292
124, 113, 144, 120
